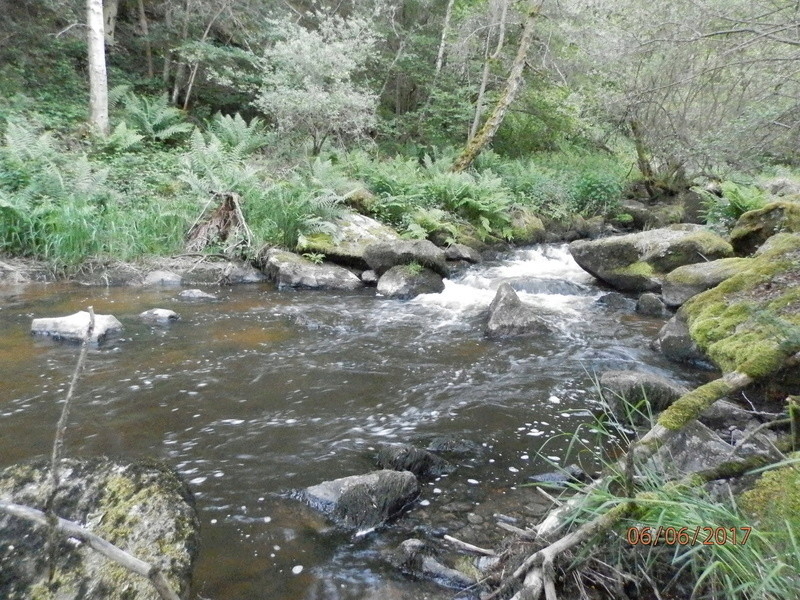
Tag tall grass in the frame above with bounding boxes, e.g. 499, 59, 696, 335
550, 384, 800, 600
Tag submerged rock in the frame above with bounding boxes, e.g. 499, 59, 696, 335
363, 239, 448, 277
261, 249, 363, 291
376, 265, 444, 299
662, 258, 753, 307
301, 470, 419, 531
388, 538, 475, 590
139, 308, 180, 324
178, 288, 217, 300
31, 311, 122, 343
486, 283, 554, 338
376, 444, 452, 479
600, 370, 689, 418
0, 457, 198, 600
569, 224, 733, 292
595, 292, 635, 311
527, 464, 588, 487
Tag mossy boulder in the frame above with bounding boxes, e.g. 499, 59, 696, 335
681, 233, 800, 378
600, 370, 689, 420
729, 201, 800, 255
297, 213, 401, 269
509, 207, 546, 244
569, 224, 733, 292
740, 457, 800, 536
0, 457, 198, 600
363, 239, 448, 277
662, 257, 754, 307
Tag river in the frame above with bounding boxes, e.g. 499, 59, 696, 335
0, 245, 705, 599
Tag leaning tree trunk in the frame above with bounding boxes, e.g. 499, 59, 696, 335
451, 0, 540, 173
87, 0, 109, 135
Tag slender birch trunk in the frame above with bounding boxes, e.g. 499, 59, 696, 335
434, 0, 456, 78
451, 0, 540, 173
137, 0, 154, 79
87, 0, 109, 135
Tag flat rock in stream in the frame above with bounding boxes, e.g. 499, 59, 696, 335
262, 249, 363, 290
0, 457, 198, 600
388, 538, 475, 590
31, 311, 122, 343
363, 239, 448, 277
486, 283, 554, 338
301, 470, 419, 531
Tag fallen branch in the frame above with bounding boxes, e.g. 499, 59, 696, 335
0, 501, 180, 600
444, 534, 496, 556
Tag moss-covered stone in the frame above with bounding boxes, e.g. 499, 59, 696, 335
662, 257, 753, 307
680, 233, 800, 378
740, 458, 800, 541
730, 201, 800, 255
570, 224, 733, 292
0, 457, 198, 600
509, 207, 545, 244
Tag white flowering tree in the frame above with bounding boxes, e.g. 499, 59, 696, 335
250, 16, 379, 155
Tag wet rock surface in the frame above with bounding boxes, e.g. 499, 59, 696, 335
0, 457, 199, 600
376, 266, 445, 299
376, 445, 453, 480
298, 213, 401, 269
600, 370, 689, 418
636, 292, 668, 317
31, 311, 122, 343
662, 258, 753, 307
178, 288, 217, 300
363, 240, 448, 278
486, 283, 554, 338
301, 470, 419, 531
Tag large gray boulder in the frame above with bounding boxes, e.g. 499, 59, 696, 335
486, 283, 554, 339
662, 258, 753, 307
651, 312, 709, 366
301, 470, 419, 531
376, 444, 452, 479
376, 265, 445, 299
262, 249, 363, 290
0, 458, 198, 600
651, 420, 781, 478
31, 311, 122, 343
569, 224, 733, 292
298, 213, 401, 269
139, 308, 180, 324
363, 239, 448, 277
600, 370, 689, 420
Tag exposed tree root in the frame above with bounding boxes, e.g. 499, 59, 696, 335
185, 191, 252, 254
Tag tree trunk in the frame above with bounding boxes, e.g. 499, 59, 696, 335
451, 0, 539, 173
103, 0, 119, 45
434, 0, 456, 78
87, 0, 109, 135
469, 0, 509, 141
171, 0, 191, 106
137, 0, 154, 79
630, 119, 656, 199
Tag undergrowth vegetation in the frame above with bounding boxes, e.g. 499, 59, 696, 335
538, 386, 800, 599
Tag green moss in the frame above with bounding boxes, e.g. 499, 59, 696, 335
664, 258, 752, 287
658, 378, 734, 430
680, 236, 800, 376
740, 460, 800, 534
614, 261, 654, 277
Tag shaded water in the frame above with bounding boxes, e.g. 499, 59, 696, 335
0, 246, 705, 599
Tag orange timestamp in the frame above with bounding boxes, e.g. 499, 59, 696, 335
626, 526, 752, 546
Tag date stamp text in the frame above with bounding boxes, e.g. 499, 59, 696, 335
626, 526, 752, 546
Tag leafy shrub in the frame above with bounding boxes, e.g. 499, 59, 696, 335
569, 171, 623, 216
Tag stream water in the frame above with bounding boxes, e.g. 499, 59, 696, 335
0, 245, 707, 599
